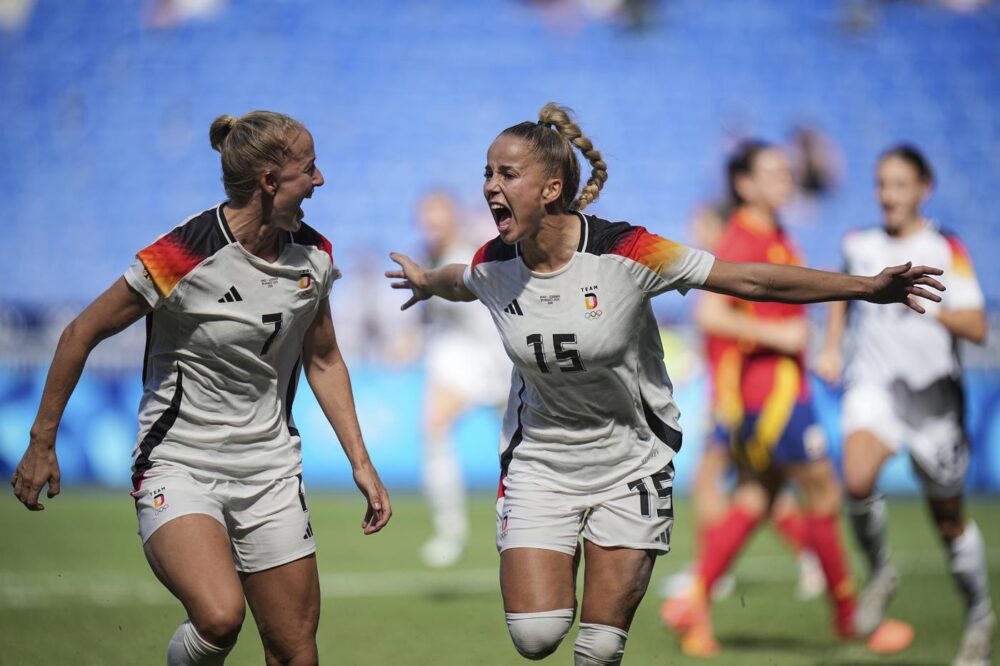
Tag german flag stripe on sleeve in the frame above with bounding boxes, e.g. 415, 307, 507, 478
610, 226, 686, 276
944, 233, 974, 278
137, 233, 208, 298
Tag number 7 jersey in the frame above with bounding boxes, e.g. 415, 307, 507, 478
123, 204, 340, 483
463, 213, 714, 494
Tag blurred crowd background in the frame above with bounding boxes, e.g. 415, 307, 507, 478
1, 0, 998, 493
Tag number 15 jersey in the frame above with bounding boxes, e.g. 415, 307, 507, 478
463, 213, 715, 494
123, 204, 340, 483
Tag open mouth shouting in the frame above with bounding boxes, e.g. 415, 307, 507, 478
490, 202, 513, 234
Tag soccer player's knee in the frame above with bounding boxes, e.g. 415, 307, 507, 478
505, 609, 575, 660
573, 623, 628, 665
193, 604, 245, 646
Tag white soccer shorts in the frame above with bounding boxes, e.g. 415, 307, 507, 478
842, 381, 969, 498
495, 464, 675, 555
132, 464, 317, 572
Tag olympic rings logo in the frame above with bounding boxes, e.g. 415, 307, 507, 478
583, 309, 603, 320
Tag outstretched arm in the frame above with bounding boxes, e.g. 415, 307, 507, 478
303, 299, 391, 534
12, 277, 152, 510
385, 253, 476, 310
702, 260, 944, 313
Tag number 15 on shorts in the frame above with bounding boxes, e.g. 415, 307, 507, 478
627, 469, 673, 519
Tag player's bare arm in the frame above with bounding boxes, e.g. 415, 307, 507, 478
696, 292, 809, 355
12, 277, 151, 511
815, 300, 849, 384
702, 260, 945, 312
937, 308, 988, 344
303, 298, 391, 534
385, 253, 476, 310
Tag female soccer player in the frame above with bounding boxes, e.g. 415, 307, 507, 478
386, 103, 942, 665
11, 110, 392, 665
415, 190, 510, 568
817, 145, 993, 666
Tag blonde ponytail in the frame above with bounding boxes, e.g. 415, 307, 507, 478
537, 103, 607, 210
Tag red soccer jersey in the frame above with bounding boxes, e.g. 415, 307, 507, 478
714, 209, 809, 411
704, 326, 743, 429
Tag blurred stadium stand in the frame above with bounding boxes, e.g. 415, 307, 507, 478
1, 0, 998, 490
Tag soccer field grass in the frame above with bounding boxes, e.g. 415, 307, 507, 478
2, 492, 997, 665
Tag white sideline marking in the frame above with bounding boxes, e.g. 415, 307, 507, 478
0, 550, 997, 608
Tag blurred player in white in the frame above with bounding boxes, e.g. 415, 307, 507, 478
818, 145, 993, 666
387, 102, 944, 665
416, 190, 510, 568
11, 110, 391, 666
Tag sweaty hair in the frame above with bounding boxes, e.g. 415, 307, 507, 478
879, 144, 934, 184
726, 139, 773, 206
499, 102, 608, 211
208, 111, 304, 206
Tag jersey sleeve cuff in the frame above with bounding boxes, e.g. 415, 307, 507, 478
123, 260, 162, 309
462, 264, 479, 298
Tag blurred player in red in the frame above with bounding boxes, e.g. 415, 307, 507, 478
817, 145, 993, 666
661, 201, 825, 604
662, 140, 913, 658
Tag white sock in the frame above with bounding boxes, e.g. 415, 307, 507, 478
949, 521, 993, 623
166, 620, 232, 666
848, 494, 891, 575
574, 623, 628, 665
424, 436, 467, 540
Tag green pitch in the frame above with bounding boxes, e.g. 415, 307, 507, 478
2, 492, 997, 665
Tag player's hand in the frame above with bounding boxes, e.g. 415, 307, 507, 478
353, 461, 392, 535
11, 437, 61, 511
867, 262, 945, 313
385, 252, 431, 311
814, 347, 843, 385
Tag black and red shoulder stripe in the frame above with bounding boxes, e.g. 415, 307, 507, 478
137, 206, 232, 298
291, 222, 333, 261
471, 236, 517, 269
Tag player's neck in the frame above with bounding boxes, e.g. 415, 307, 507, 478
225, 204, 283, 262
519, 213, 580, 273
885, 216, 926, 239
737, 205, 778, 233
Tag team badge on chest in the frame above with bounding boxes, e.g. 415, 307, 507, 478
581, 285, 602, 320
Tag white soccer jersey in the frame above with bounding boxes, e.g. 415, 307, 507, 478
424, 239, 511, 403
841, 222, 984, 389
425, 239, 506, 343
463, 213, 715, 494
123, 204, 339, 483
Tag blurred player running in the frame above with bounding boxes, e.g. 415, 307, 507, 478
415, 190, 510, 568
661, 202, 825, 604
817, 145, 994, 666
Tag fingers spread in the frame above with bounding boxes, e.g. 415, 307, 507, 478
915, 276, 946, 292
904, 297, 926, 314
911, 265, 944, 276
908, 286, 942, 303
888, 262, 912, 275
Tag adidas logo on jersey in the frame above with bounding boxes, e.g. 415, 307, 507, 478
218, 286, 243, 303
503, 299, 524, 316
